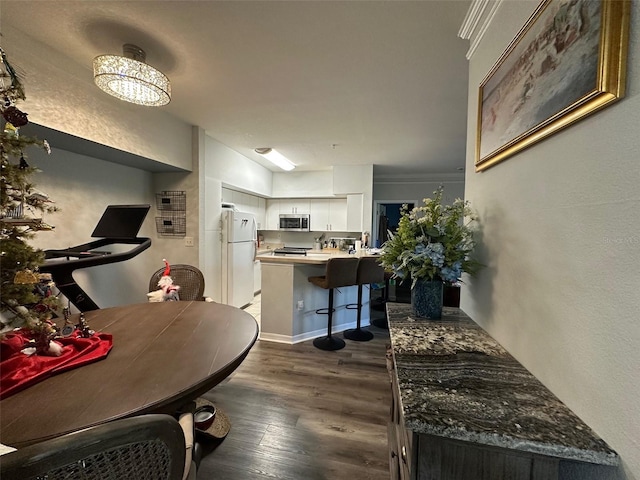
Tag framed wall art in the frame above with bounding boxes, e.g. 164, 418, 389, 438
475, 0, 630, 172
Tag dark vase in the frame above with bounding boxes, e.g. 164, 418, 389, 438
411, 278, 443, 319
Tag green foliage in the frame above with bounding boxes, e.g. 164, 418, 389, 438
379, 185, 482, 287
0, 238, 45, 306
1, 47, 62, 333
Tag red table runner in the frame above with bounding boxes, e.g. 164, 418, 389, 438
0, 329, 113, 399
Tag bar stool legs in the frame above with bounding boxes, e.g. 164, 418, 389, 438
308, 257, 359, 351
313, 288, 346, 351
343, 284, 374, 342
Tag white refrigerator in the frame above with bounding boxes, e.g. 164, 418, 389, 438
221, 209, 257, 308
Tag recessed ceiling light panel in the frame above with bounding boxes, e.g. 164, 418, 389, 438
255, 148, 295, 171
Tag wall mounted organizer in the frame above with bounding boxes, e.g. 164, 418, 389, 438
155, 191, 186, 237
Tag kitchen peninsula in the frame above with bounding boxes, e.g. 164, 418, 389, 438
256, 250, 375, 343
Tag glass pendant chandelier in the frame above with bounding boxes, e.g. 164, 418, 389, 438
93, 44, 171, 106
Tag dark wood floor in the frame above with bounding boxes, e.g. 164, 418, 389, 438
197, 315, 391, 480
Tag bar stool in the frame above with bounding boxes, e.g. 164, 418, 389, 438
371, 270, 392, 329
308, 257, 359, 351
344, 257, 385, 342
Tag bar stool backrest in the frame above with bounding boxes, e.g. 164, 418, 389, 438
357, 257, 385, 285
324, 257, 359, 289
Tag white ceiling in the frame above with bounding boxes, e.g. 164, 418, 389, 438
2, 0, 472, 177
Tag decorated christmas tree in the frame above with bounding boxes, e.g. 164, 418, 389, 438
1, 46, 62, 336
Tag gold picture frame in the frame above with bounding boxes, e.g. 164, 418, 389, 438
475, 0, 630, 172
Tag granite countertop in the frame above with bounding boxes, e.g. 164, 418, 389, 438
386, 303, 619, 466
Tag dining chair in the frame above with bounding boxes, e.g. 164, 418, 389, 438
148, 264, 229, 449
149, 264, 206, 301
0, 414, 194, 480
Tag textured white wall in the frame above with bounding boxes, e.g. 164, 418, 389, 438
462, 2, 640, 478
373, 179, 465, 205
202, 134, 273, 302
2, 24, 192, 171
204, 136, 273, 197
27, 147, 160, 311
272, 171, 334, 197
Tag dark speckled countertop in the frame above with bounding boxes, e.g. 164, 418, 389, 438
386, 303, 618, 466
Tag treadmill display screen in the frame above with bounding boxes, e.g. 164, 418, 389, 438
91, 204, 150, 239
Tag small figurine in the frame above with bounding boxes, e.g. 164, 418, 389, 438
21, 320, 63, 357
147, 259, 181, 302
76, 313, 94, 338
60, 307, 75, 337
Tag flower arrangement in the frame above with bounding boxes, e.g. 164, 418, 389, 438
379, 186, 482, 287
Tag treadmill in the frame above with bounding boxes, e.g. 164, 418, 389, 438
40, 204, 152, 312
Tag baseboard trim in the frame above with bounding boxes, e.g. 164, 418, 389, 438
259, 319, 371, 344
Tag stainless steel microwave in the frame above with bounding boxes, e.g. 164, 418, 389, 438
279, 214, 310, 231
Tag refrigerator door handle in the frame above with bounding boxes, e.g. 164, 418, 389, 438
252, 217, 258, 261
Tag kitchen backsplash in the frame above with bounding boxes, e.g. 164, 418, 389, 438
258, 230, 363, 249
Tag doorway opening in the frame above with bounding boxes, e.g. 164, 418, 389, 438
374, 202, 414, 248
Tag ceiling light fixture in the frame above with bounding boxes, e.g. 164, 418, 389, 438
254, 148, 295, 171
93, 44, 171, 107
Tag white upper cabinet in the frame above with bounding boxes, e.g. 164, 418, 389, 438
346, 194, 364, 232
223, 188, 266, 229
265, 198, 311, 230
265, 199, 280, 230
310, 200, 329, 231
259, 195, 363, 232
310, 198, 347, 232
329, 199, 347, 231
256, 197, 266, 230
221, 188, 233, 204
278, 199, 310, 214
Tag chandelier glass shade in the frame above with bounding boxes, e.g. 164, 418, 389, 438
93, 44, 170, 106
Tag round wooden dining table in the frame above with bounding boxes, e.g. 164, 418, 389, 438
0, 301, 258, 448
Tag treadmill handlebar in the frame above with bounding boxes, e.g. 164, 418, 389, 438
41, 238, 151, 271
39, 237, 152, 312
